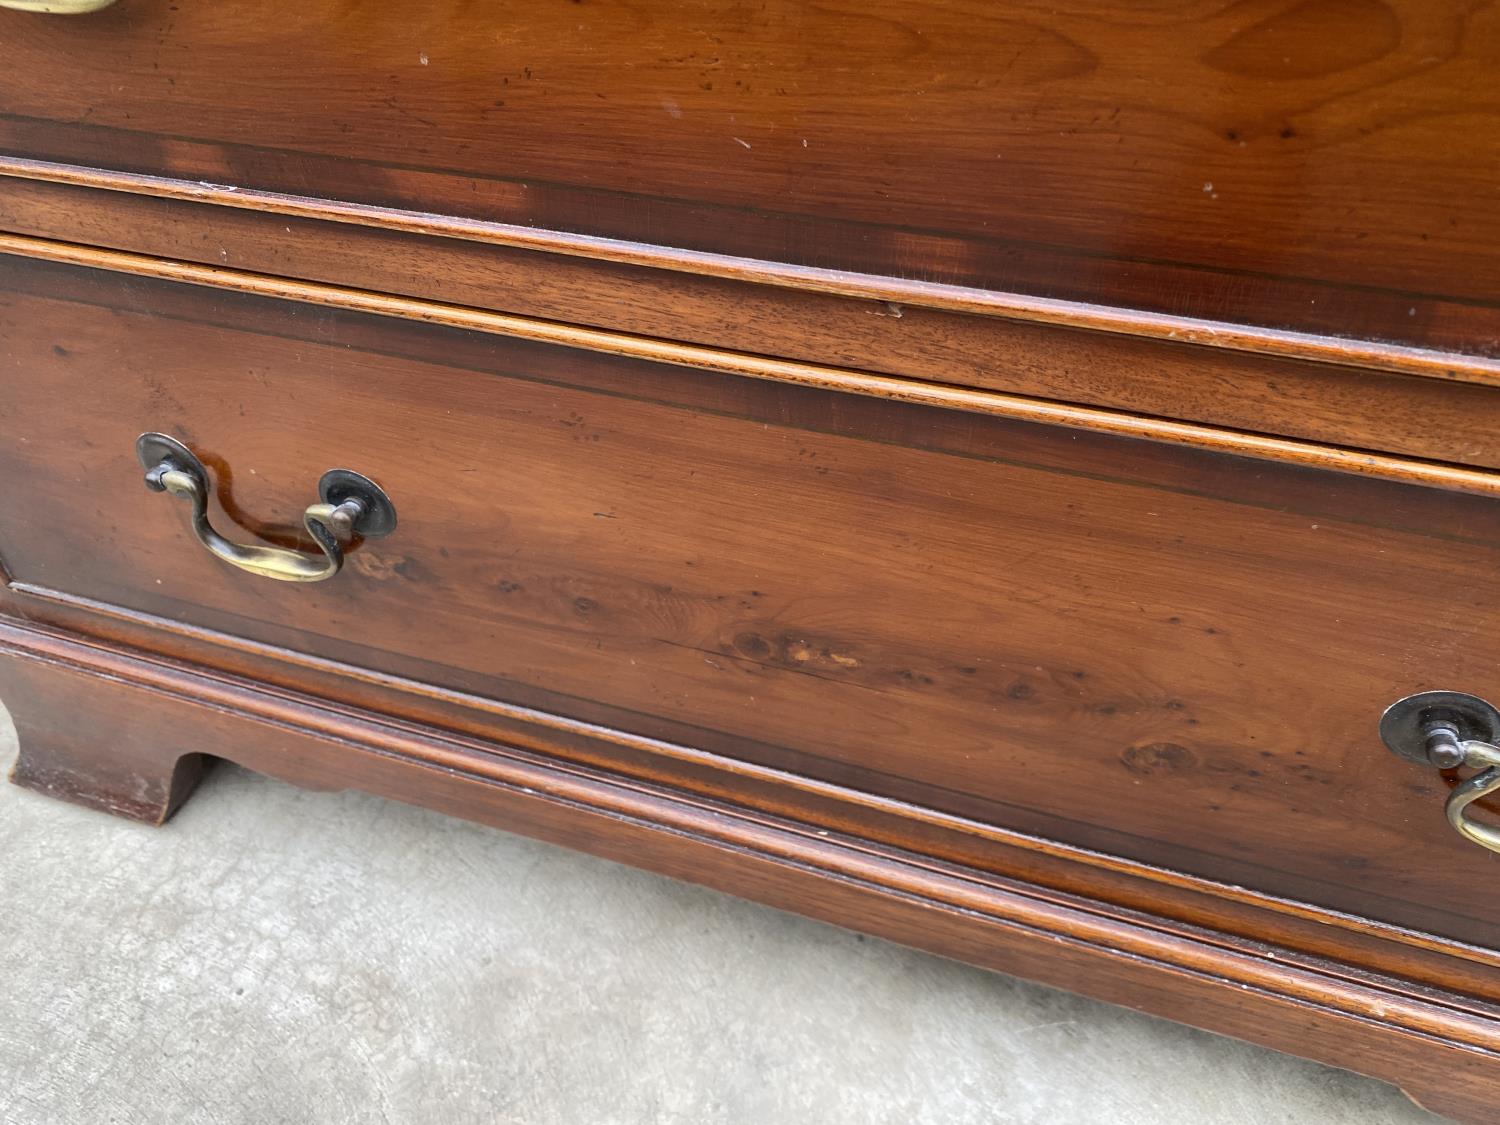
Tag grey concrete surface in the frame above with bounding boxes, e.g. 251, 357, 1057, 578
0, 703, 1442, 1125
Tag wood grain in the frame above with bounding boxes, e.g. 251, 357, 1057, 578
7, 236, 1500, 496
8, 0, 1500, 1105
5, 158, 1500, 383
7, 176, 1500, 473
17, 577, 1500, 1007
4, 256, 1500, 949
4, 618, 1499, 1125
3, 0, 1499, 349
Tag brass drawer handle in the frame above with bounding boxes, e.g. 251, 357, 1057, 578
0, 1, 118, 11
1381, 690, 1500, 854
136, 433, 397, 584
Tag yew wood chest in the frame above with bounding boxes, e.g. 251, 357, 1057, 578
4, 2, 1500, 1118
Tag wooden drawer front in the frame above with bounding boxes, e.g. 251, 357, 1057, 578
4, 1, 1500, 350
7, 190, 1500, 470
3, 254, 1498, 945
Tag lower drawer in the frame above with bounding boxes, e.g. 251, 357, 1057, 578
2, 252, 1498, 948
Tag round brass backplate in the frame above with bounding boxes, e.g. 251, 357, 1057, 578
318, 469, 398, 539
1379, 690, 1500, 766
136, 431, 208, 483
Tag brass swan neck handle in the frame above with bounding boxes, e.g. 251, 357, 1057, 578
136, 432, 397, 584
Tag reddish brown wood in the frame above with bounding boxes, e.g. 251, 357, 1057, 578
5, 176, 1500, 470
4, 255, 1500, 953
20, 569, 1500, 1018
6, 649, 206, 825
5, 4, 1500, 1106
8, 235, 1500, 499
3, 1, 1499, 349
5, 158, 1500, 385
2, 619, 1498, 1124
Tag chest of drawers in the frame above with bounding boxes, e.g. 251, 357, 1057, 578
4, 2, 1500, 1118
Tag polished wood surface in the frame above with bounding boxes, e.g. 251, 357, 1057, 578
22, 575, 1500, 1005
3, 254, 1499, 951
5, 619, 1500, 1124
7, 178, 1500, 473
6, 3, 1500, 1114
3, 0, 1499, 350
9, 233, 1500, 496
7, 157, 1500, 380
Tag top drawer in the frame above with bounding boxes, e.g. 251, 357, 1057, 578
4, 0, 1499, 348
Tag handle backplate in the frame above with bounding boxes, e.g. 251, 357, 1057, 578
1379, 690, 1500, 766
1381, 690, 1500, 856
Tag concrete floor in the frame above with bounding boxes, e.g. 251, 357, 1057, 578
0, 703, 1444, 1125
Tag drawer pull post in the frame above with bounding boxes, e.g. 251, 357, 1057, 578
135, 432, 397, 584
1380, 690, 1500, 854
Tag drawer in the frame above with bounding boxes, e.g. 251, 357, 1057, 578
3, 251, 1499, 947
3, 1, 1499, 349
